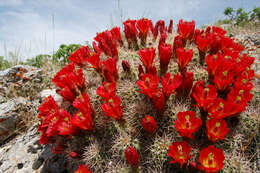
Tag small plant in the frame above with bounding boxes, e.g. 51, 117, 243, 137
53, 43, 82, 64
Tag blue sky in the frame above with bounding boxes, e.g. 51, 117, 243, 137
0, 0, 259, 60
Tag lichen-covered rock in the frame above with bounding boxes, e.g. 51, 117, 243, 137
0, 125, 77, 173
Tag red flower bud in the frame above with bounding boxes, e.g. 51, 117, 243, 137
125, 146, 140, 167
141, 115, 157, 134
122, 60, 131, 73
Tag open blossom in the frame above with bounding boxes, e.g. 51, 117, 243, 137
125, 146, 140, 167
159, 44, 172, 76
176, 48, 193, 72
74, 164, 92, 173
206, 118, 228, 142
57, 110, 77, 136
138, 48, 156, 74
73, 93, 94, 115
161, 72, 182, 98
137, 73, 159, 98
96, 81, 117, 101
38, 96, 59, 119
174, 111, 202, 139
168, 141, 191, 168
85, 53, 102, 73
213, 69, 234, 91
141, 115, 157, 134
208, 98, 230, 119
177, 19, 195, 43
68, 46, 92, 67
191, 80, 217, 111
72, 111, 94, 131
199, 145, 225, 173
196, 34, 210, 64
101, 95, 123, 120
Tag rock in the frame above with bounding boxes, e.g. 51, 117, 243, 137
40, 89, 63, 106
0, 97, 28, 143
0, 125, 77, 173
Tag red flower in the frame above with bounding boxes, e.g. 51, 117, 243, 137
56, 86, 76, 102
173, 35, 184, 58
68, 46, 92, 67
38, 96, 59, 119
176, 48, 193, 72
122, 60, 131, 73
159, 44, 172, 76
199, 145, 225, 173
101, 96, 123, 120
57, 110, 77, 136
102, 57, 119, 82
168, 19, 173, 33
125, 146, 140, 167
191, 80, 217, 111
111, 26, 123, 46
152, 89, 166, 114
72, 111, 94, 131
168, 141, 191, 168
73, 93, 94, 115
159, 33, 167, 46
138, 64, 144, 79
174, 111, 202, 139
208, 98, 230, 119
137, 18, 152, 45
206, 118, 228, 142
196, 34, 210, 64
138, 48, 156, 73
141, 115, 157, 134
85, 53, 102, 73
96, 81, 117, 101
161, 72, 182, 98
153, 20, 166, 40
177, 19, 195, 43
137, 73, 159, 98
176, 71, 194, 96
123, 19, 138, 48
213, 69, 234, 91
74, 164, 92, 173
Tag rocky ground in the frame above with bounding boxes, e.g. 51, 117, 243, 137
0, 25, 259, 173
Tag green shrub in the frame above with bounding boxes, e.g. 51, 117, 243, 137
0, 56, 12, 70
53, 44, 82, 64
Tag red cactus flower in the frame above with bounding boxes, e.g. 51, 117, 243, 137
153, 20, 166, 40
173, 35, 184, 58
161, 72, 182, 98
141, 115, 157, 134
212, 26, 226, 36
176, 48, 193, 72
199, 145, 225, 173
74, 164, 92, 173
176, 71, 194, 96
206, 118, 228, 142
96, 81, 117, 101
57, 110, 77, 136
68, 46, 92, 67
122, 60, 131, 73
191, 80, 217, 111
168, 19, 173, 33
101, 96, 123, 120
72, 111, 94, 131
38, 96, 59, 119
174, 111, 202, 139
85, 53, 102, 73
152, 89, 166, 114
111, 26, 123, 46
123, 19, 138, 49
168, 141, 191, 168
92, 41, 102, 54
159, 32, 167, 46
73, 93, 94, 115
177, 19, 195, 43
213, 69, 234, 91
138, 64, 144, 79
138, 48, 156, 73
196, 35, 210, 64
137, 18, 152, 45
159, 43, 172, 76
208, 33, 222, 55
102, 57, 119, 82
208, 98, 230, 119
125, 146, 140, 167
56, 86, 76, 102
137, 73, 159, 98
